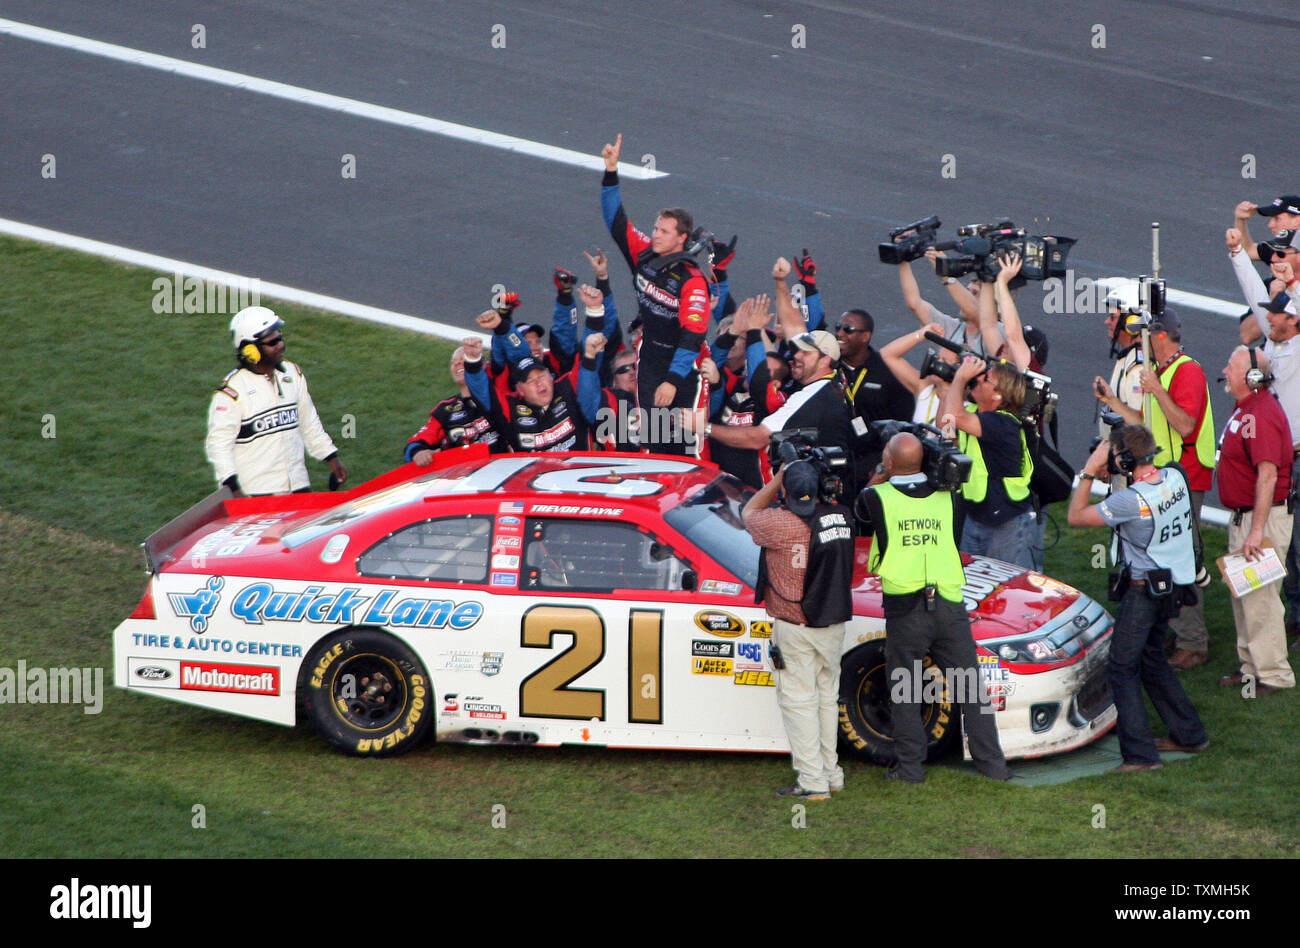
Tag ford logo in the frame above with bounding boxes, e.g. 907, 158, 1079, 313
135, 666, 171, 681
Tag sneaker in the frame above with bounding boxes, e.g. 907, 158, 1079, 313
775, 784, 830, 801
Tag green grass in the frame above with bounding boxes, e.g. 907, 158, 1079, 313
0, 236, 1295, 858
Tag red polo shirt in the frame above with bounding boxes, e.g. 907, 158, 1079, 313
1217, 389, 1292, 510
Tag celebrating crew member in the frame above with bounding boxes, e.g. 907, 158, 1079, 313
686, 330, 854, 492
1067, 425, 1209, 771
742, 462, 855, 800
404, 346, 504, 464
1092, 308, 1214, 669
206, 306, 346, 496
1216, 347, 1296, 694
939, 357, 1036, 568
464, 285, 610, 453
859, 432, 1011, 784
831, 305, 915, 475
1232, 195, 1300, 263
600, 133, 710, 455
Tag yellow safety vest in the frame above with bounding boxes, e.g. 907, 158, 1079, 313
1149, 354, 1215, 470
957, 409, 1032, 505
867, 483, 966, 603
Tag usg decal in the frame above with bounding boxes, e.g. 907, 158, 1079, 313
694, 610, 744, 637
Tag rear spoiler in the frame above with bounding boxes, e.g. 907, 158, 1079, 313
141, 487, 233, 574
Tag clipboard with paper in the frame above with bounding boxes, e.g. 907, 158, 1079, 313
1216, 537, 1286, 599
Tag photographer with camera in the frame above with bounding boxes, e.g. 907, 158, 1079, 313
1067, 425, 1209, 770
859, 432, 1009, 783
742, 461, 855, 800
1094, 281, 1146, 439
939, 357, 1037, 569
1091, 307, 1215, 669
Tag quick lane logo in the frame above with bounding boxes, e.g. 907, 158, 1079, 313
229, 583, 484, 630
167, 576, 224, 633
50, 878, 151, 928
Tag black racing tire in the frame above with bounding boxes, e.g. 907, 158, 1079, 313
301, 628, 433, 757
837, 639, 960, 765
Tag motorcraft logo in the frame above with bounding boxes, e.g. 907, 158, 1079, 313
181, 661, 278, 695
167, 576, 223, 633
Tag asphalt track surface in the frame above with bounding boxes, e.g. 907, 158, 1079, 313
3, 0, 1299, 463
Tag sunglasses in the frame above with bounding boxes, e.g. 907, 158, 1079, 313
834, 323, 867, 334
614, 364, 637, 375
258, 335, 284, 347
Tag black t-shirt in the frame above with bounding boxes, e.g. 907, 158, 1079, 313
970, 410, 1033, 526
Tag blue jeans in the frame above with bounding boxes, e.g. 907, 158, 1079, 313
960, 509, 1038, 570
1109, 585, 1207, 765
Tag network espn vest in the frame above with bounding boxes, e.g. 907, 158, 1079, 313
1127, 468, 1198, 584
957, 409, 1032, 505
866, 483, 966, 603
1148, 354, 1215, 470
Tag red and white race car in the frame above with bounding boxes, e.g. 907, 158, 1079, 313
113, 448, 1115, 762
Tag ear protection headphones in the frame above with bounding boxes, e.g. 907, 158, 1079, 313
1109, 424, 1156, 476
1246, 347, 1273, 390
239, 343, 262, 365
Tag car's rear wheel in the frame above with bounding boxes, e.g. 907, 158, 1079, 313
838, 640, 959, 764
302, 629, 433, 757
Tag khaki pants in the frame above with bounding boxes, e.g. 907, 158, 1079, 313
1227, 506, 1297, 689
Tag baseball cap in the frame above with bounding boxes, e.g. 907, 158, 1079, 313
1257, 195, 1300, 217
1023, 325, 1049, 367
520, 323, 546, 339
1260, 292, 1295, 315
791, 329, 841, 363
509, 356, 549, 385
1259, 231, 1298, 263
782, 461, 820, 516
1149, 308, 1180, 334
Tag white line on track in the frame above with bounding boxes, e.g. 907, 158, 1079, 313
0, 217, 480, 341
0, 17, 665, 180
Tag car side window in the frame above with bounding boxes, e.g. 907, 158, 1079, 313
523, 518, 689, 592
357, 515, 491, 583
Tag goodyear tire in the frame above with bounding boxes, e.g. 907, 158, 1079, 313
837, 640, 959, 765
302, 628, 433, 757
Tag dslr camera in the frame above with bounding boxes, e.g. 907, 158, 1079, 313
769, 428, 849, 502
919, 331, 1057, 427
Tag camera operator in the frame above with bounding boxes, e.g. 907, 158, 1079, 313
896, 251, 999, 357
859, 432, 1010, 783
939, 357, 1037, 569
742, 461, 855, 800
1091, 308, 1214, 669
879, 322, 957, 426
1067, 425, 1209, 770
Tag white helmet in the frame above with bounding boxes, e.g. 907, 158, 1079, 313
1101, 279, 1142, 315
230, 306, 284, 348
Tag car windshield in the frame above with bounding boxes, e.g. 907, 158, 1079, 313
663, 475, 760, 589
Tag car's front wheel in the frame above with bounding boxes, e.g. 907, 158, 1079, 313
838, 640, 959, 764
302, 628, 433, 757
